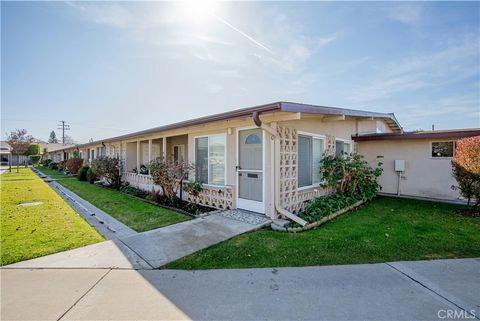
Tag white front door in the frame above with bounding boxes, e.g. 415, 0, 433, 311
236, 128, 265, 213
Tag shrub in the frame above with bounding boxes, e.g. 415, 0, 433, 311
25, 144, 41, 156
42, 159, 52, 167
320, 153, 383, 200
57, 160, 67, 171
66, 158, 84, 174
49, 162, 58, 170
77, 165, 90, 181
91, 156, 122, 188
86, 167, 97, 184
119, 185, 148, 198
302, 193, 359, 223
183, 181, 203, 200
452, 136, 480, 209
149, 158, 194, 202
29, 155, 41, 166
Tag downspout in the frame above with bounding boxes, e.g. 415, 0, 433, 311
253, 112, 307, 227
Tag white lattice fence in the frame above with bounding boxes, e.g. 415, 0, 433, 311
195, 186, 233, 210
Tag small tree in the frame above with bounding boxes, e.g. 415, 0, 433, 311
6, 129, 33, 173
26, 144, 41, 156
48, 131, 59, 143
91, 156, 122, 188
149, 157, 194, 203
452, 136, 480, 210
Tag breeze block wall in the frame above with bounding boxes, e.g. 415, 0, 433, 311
278, 126, 334, 214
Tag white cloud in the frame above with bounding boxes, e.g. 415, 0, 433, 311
349, 36, 479, 103
387, 3, 423, 25
65, 2, 133, 28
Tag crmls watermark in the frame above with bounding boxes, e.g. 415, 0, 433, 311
437, 309, 476, 319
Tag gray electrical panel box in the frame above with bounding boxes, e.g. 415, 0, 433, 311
394, 160, 405, 172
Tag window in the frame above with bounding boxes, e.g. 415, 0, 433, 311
195, 135, 226, 185
173, 145, 185, 163
335, 139, 352, 157
432, 141, 454, 158
245, 134, 261, 144
298, 134, 325, 188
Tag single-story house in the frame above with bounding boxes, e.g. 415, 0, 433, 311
43, 143, 76, 162
44, 102, 479, 224
354, 129, 480, 201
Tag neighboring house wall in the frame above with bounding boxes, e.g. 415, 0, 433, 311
357, 138, 461, 201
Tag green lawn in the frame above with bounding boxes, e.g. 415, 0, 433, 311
167, 196, 480, 269
1, 168, 104, 265
37, 167, 190, 232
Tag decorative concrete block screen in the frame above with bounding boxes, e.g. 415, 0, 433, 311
195, 186, 234, 210
278, 126, 333, 213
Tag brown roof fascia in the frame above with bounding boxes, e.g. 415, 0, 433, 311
352, 130, 480, 141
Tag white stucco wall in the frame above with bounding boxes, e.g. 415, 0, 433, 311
357, 138, 461, 201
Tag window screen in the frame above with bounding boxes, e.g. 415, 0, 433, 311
195, 137, 208, 184
195, 135, 226, 185
298, 135, 312, 188
209, 135, 226, 185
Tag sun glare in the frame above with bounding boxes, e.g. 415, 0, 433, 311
177, 0, 219, 24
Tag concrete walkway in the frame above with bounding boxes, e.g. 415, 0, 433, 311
2, 258, 479, 320
6, 210, 271, 270
21, 168, 271, 269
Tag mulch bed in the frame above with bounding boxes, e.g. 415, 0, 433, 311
456, 208, 480, 218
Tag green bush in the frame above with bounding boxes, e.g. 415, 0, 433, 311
294, 152, 383, 226
42, 159, 52, 167
48, 162, 58, 170
25, 144, 41, 156
29, 155, 41, 166
77, 166, 90, 181
57, 160, 67, 172
86, 168, 97, 184
91, 156, 122, 188
119, 185, 148, 198
320, 153, 383, 200
301, 193, 359, 223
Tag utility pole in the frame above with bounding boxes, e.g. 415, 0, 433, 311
57, 120, 70, 145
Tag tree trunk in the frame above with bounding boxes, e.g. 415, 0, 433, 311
16, 155, 19, 173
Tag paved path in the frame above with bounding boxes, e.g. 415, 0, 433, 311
7, 213, 271, 269
2, 258, 479, 320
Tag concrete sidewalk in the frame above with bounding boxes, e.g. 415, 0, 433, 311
6, 211, 271, 269
2, 258, 479, 321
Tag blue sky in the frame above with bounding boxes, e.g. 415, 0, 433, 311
2, 1, 479, 143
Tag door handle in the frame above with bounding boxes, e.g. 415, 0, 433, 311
236, 165, 241, 171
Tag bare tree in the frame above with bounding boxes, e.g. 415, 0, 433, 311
63, 134, 75, 144
6, 129, 33, 173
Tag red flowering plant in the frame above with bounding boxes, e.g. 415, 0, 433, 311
451, 135, 480, 211
66, 158, 84, 174
149, 157, 194, 203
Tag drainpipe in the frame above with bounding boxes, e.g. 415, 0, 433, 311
253, 112, 307, 227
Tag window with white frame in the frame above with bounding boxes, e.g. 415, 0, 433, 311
195, 135, 226, 185
431, 141, 455, 158
335, 139, 352, 157
298, 134, 325, 188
